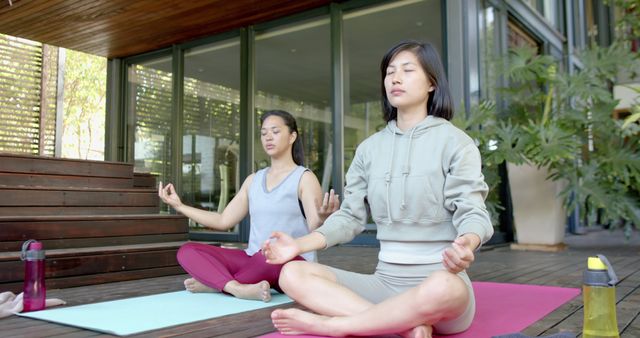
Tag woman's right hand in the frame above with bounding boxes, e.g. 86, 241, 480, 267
262, 231, 301, 264
158, 182, 183, 210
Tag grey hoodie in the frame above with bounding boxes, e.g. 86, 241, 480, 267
316, 116, 493, 264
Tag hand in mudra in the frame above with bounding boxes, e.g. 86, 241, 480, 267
318, 189, 340, 221
158, 182, 183, 209
262, 231, 301, 265
442, 236, 476, 274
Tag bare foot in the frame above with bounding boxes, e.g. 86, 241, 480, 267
224, 280, 272, 302
271, 308, 341, 336
184, 278, 218, 293
400, 325, 433, 338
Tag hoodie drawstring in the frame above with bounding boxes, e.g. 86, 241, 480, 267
386, 124, 417, 223
400, 126, 417, 210
385, 125, 397, 225
383, 117, 440, 224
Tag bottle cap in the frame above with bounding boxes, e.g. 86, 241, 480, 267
29, 242, 43, 250
20, 239, 45, 261
588, 256, 607, 270
584, 254, 618, 286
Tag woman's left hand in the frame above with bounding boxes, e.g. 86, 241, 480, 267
317, 189, 340, 221
442, 234, 479, 274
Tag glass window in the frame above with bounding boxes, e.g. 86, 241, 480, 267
542, 0, 560, 31
343, 0, 443, 231
572, 0, 584, 50
128, 55, 173, 208
255, 17, 332, 188
479, 3, 498, 101
183, 39, 241, 233
524, 0, 561, 31
508, 20, 540, 50
61, 49, 107, 160
524, 0, 539, 11
343, 0, 443, 172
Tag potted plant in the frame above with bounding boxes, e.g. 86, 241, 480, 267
457, 44, 640, 250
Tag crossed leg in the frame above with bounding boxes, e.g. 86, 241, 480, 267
184, 277, 270, 301
184, 277, 219, 293
178, 243, 278, 302
271, 261, 470, 337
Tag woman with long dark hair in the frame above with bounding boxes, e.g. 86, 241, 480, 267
159, 110, 339, 302
263, 41, 493, 336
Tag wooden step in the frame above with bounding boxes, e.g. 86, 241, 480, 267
133, 172, 158, 188
0, 242, 200, 293
0, 153, 134, 189
0, 153, 133, 178
0, 172, 133, 189
0, 214, 189, 251
0, 186, 159, 216
0, 154, 199, 293
0, 206, 161, 216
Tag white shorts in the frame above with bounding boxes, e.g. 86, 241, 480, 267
329, 260, 475, 334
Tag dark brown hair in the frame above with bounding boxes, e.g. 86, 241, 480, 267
380, 40, 454, 122
260, 110, 304, 166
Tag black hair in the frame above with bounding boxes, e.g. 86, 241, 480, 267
380, 40, 454, 122
259, 110, 304, 166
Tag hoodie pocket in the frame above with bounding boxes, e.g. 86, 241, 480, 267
401, 175, 443, 222
367, 174, 444, 223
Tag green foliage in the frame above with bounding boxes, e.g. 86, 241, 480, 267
464, 43, 640, 231
605, 0, 640, 40
622, 86, 640, 128
62, 49, 107, 160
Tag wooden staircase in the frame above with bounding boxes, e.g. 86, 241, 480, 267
0, 153, 190, 293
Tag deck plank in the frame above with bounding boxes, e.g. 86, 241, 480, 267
622, 312, 640, 337
1, 234, 639, 337
548, 268, 640, 336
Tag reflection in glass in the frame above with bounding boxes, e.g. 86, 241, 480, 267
343, 0, 442, 171
542, 0, 559, 31
525, 0, 560, 31
255, 17, 332, 190
479, 2, 497, 101
183, 39, 241, 232
129, 56, 173, 210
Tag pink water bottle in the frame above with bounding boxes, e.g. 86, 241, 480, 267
21, 240, 46, 312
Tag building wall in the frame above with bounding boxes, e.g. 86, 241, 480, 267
107, 0, 613, 242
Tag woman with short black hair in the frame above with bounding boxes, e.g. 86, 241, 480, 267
263, 41, 493, 337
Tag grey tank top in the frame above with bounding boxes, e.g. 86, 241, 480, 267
246, 166, 317, 262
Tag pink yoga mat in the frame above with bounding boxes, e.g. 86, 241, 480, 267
260, 282, 580, 338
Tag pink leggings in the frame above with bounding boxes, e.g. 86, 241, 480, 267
176, 242, 302, 293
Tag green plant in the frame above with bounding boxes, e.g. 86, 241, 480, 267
463, 44, 640, 232
605, 0, 640, 41
622, 86, 640, 128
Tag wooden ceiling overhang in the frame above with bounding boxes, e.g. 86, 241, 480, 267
0, 0, 333, 59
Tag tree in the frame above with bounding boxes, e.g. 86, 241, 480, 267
61, 50, 106, 160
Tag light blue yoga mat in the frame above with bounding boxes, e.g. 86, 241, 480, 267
18, 291, 293, 336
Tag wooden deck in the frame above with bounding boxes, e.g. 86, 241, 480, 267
2, 228, 640, 337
